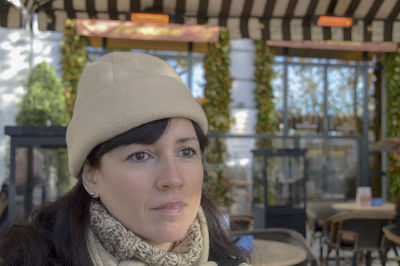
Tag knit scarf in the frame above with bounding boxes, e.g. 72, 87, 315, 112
89, 200, 203, 266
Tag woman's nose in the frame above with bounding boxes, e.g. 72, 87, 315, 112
155, 157, 184, 190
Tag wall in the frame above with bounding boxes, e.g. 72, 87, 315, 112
0, 26, 63, 184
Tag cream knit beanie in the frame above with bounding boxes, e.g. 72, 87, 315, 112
66, 52, 208, 178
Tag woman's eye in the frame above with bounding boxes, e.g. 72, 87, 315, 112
129, 152, 150, 162
180, 148, 196, 158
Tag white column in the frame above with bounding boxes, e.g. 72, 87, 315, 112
227, 39, 257, 215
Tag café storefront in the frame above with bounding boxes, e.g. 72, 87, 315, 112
2, 0, 400, 226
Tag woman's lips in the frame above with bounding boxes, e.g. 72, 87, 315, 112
151, 201, 186, 215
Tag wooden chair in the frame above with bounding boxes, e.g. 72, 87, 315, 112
322, 211, 394, 266
232, 227, 320, 266
306, 200, 341, 259
229, 214, 254, 231
382, 224, 400, 265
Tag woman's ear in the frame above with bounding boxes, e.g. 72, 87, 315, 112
82, 162, 99, 198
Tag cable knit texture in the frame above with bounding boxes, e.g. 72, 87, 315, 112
89, 200, 211, 266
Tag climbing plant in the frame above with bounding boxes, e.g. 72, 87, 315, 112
385, 45, 400, 201
253, 40, 276, 203
203, 28, 231, 206
254, 40, 276, 147
60, 18, 88, 120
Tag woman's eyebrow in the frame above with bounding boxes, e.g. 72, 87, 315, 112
176, 137, 198, 144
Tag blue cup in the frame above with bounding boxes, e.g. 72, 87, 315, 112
372, 197, 383, 206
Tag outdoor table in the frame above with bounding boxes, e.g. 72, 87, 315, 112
251, 239, 307, 266
332, 202, 395, 215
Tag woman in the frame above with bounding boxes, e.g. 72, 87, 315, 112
0, 52, 250, 265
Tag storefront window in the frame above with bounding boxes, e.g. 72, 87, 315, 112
87, 47, 205, 97
328, 66, 359, 135
269, 55, 379, 200
287, 63, 324, 135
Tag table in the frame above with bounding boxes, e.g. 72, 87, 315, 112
251, 239, 307, 266
332, 202, 395, 214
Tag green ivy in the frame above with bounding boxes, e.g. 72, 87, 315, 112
203, 28, 231, 206
385, 45, 400, 200
60, 19, 88, 120
253, 41, 276, 203
254, 40, 276, 146
58, 18, 88, 192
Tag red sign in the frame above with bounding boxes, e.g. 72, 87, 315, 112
76, 19, 220, 43
318, 16, 353, 27
131, 13, 169, 24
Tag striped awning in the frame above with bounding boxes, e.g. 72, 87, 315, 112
1, 0, 400, 42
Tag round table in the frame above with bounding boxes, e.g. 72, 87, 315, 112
251, 239, 307, 266
332, 202, 395, 214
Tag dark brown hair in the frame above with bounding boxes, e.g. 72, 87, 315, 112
0, 119, 249, 265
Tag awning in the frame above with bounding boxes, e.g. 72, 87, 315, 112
1, 0, 400, 43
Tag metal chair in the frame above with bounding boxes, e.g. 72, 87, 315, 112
232, 227, 320, 266
322, 211, 393, 266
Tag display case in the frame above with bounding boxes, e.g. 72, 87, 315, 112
252, 148, 308, 236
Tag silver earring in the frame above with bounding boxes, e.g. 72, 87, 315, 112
89, 191, 95, 197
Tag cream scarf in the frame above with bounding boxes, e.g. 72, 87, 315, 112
87, 200, 217, 266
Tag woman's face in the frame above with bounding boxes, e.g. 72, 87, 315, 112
91, 118, 203, 251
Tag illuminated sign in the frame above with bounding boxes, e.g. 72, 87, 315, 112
76, 19, 220, 43
317, 16, 353, 27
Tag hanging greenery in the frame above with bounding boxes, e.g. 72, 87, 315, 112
203, 27, 231, 207
57, 19, 88, 192
253, 41, 276, 204
60, 19, 88, 120
385, 45, 400, 201
254, 40, 276, 147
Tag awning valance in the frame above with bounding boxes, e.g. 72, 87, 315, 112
1, 0, 400, 43
76, 19, 220, 42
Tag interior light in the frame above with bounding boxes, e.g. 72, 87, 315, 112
317, 16, 353, 27
131, 13, 169, 24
